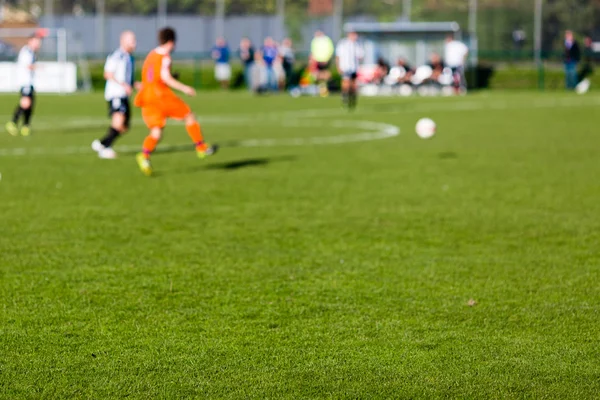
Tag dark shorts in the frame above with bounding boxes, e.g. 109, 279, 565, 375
342, 71, 358, 80
450, 66, 466, 87
107, 97, 131, 127
20, 85, 35, 99
317, 62, 330, 71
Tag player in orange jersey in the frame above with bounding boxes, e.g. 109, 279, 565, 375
134, 27, 217, 176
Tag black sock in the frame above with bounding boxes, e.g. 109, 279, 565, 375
23, 107, 32, 126
349, 90, 357, 109
12, 106, 23, 124
100, 127, 120, 148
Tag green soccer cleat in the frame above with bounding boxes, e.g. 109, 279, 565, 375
197, 144, 219, 160
20, 126, 31, 137
136, 153, 153, 177
5, 122, 19, 137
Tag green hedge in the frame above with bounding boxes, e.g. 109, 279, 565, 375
88, 62, 599, 92
88, 61, 245, 91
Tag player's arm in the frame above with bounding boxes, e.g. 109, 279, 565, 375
104, 73, 133, 95
104, 56, 133, 95
160, 57, 195, 96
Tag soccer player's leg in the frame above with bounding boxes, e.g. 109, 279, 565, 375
165, 97, 218, 159
184, 112, 218, 159
93, 98, 130, 159
136, 126, 161, 176
341, 74, 351, 108
317, 64, 331, 97
6, 87, 31, 136
19, 87, 34, 136
136, 107, 165, 176
349, 73, 358, 110
5, 110, 19, 136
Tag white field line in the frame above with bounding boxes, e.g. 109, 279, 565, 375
1, 95, 598, 157
0, 118, 400, 157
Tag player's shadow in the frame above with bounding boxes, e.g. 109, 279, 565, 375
176, 155, 296, 175
205, 157, 281, 170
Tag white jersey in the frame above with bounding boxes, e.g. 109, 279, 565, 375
336, 38, 364, 73
104, 48, 134, 100
444, 40, 469, 68
16, 45, 36, 88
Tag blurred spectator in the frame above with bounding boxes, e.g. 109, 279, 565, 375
212, 37, 231, 89
563, 30, 581, 90
579, 36, 594, 80
428, 53, 445, 82
262, 37, 279, 91
576, 36, 595, 93
239, 37, 255, 90
336, 30, 363, 109
512, 28, 526, 52
584, 36, 594, 56
395, 58, 415, 84
274, 56, 287, 91
251, 50, 268, 94
279, 38, 295, 88
302, 57, 319, 87
373, 57, 390, 84
444, 34, 469, 92
311, 31, 334, 96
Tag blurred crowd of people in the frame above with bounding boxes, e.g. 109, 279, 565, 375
298, 33, 470, 97
563, 30, 596, 93
211, 31, 471, 97
211, 36, 295, 93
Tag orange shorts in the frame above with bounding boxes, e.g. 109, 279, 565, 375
141, 95, 191, 129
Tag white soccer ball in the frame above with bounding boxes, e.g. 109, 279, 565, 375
415, 118, 436, 139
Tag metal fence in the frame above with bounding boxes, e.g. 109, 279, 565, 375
2, 0, 600, 62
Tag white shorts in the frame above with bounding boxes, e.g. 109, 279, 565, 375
215, 63, 232, 81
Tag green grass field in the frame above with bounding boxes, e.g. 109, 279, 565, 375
1, 91, 599, 399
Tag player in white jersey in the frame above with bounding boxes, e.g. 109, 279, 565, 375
336, 30, 364, 109
444, 34, 469, 93
6, 35, 42, 137
91, 31, 137, 159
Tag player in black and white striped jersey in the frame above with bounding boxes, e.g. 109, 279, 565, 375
92, 31, 137, 159
336, 30, 364, 109
6, 34, 42, 137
